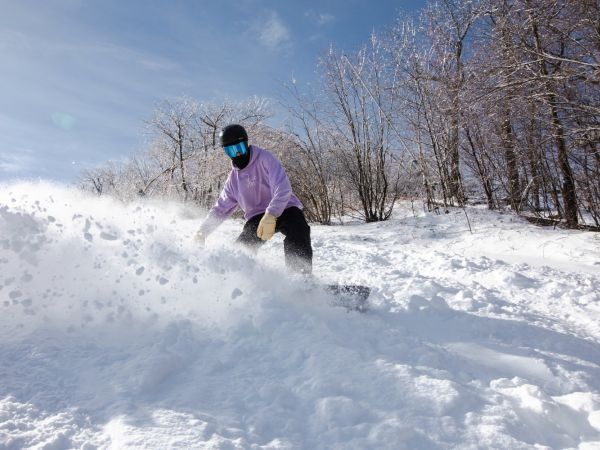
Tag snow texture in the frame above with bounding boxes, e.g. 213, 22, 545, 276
1, 181, 599, 449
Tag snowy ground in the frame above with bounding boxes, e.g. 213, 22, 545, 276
1, 181, 600, 450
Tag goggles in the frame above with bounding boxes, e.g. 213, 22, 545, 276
223, 141, 248, 158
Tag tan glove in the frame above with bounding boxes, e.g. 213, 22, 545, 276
257, 213, 277, 241
194, 230, 206, 247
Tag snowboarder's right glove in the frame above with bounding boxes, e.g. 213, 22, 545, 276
257, 213, 276, 241
194, 230, 206, 247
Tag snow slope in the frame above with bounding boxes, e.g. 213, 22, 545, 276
1, 181, 599, 449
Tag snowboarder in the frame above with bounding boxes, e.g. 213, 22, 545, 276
195, 124, 313, 275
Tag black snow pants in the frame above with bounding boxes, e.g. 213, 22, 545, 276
236, 207, 313, 274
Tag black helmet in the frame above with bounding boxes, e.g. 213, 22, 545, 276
220, 124, 248, 147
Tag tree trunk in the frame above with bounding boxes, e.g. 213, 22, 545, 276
500, 109, 520, 211
548, 96, 578, 227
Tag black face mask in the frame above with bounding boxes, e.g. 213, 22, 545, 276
231, 146, 251, 169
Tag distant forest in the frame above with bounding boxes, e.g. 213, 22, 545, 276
79, 0, 600, 229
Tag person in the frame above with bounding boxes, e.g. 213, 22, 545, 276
195, 124, 313, 275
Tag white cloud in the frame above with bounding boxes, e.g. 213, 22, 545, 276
257, 11, 291, 50
0, 150, 36, 174
304, 10, 335, 26
317, 13, 335, 25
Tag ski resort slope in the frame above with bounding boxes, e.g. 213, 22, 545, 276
1, 181, 600, 450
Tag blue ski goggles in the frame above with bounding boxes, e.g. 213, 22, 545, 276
223, 141, 248, 158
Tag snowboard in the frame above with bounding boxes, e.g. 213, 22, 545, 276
325, 284, 371, 312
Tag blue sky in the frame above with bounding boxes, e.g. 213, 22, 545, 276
0, 0, 425, 183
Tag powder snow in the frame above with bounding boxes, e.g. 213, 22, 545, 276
1, 181, 599, 449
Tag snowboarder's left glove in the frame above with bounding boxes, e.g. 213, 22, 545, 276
257, 213, 276, 241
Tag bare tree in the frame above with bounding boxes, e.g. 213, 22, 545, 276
421, 0, 485, 205
146, 98, 201, 201
280, 83, 341, 224
320, 37, 402, 222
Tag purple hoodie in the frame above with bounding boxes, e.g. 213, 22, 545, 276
200, 145, 303, 235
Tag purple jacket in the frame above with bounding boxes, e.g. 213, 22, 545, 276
200, 145, 303, 235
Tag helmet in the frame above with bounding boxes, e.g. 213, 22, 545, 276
219, 124, 248, 147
